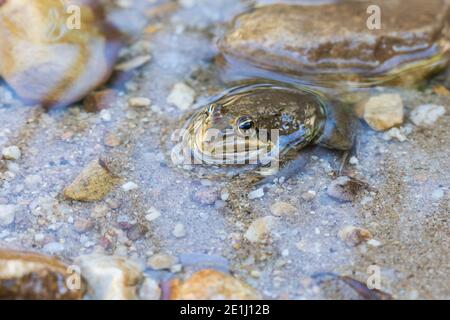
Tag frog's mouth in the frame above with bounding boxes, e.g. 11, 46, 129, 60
180, 110, 278, 166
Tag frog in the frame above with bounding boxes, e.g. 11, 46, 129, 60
174, 81, 357, 177
218, 0, 450, 87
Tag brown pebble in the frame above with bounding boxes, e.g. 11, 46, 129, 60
83, 90, 118, 112
74, 218, 94, 234
338, 226, 373, 246
104, 133, 122, 147
327, 176, 369, 202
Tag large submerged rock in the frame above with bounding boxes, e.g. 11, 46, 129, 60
219, 0, 450, 85
0, 0, 122, 107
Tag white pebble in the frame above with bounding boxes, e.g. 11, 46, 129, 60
167, 82, 196, 111
122, 182, 138, 192
0, 204, 16, 226
349, 156, 359, 165
367, 239, 381, 247
244, 216, 274, 243
129, 97, 151, 108
248, 188, 265, 200
100, 110, 112, 122
172, 223, 186, 238
410, 104, 445, 127
145, 207, 161, 221
2, 146, 21, 160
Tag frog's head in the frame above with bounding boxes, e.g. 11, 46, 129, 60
179, 84, 327, 166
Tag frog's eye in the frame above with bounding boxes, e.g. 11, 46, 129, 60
237, 116, 254, 131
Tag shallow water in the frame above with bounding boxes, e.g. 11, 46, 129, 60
0, 0, 449, 299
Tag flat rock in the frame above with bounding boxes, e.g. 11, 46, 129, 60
63, 159, 119, 202
363, 94, 404, 131
170, 269, 261, 300
219, 1, 450, 84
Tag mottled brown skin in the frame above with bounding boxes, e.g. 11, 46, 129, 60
219, 0, 450, 85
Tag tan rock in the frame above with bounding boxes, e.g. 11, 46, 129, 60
170, 269, 261, 300
363, 94, 404, 131
76, 254, 142, 300
63, 159, 119, 202
270, 201, 297, 216
0, 0, 122, 107
244, 216, 275, 243
338, 226, 373, 246
0, 249, 84, 299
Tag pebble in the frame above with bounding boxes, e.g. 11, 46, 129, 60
270, 201, 297, 216
338, 225, 373, 246
172, 223, 187, 238
76, 254, 143, 300
122, 181, 139, 192
193, 187, 218, 205
367, 239, 382, 247
0, 204, 16, 226
410, 104, 445, 127
244, 216, 275, 243
100, 110, 112, 122
145, 207, 161, 221
363, 94, 404, 131
349, 156, 359, 165
104, 133, 121, 147
301, 190, 316, 201
327, 176, 368, 202
115, 55, 152, 71
1, 146, 21, 160
74, 218, 94, 234
382, 127, 407, 142
166, 82, 196, 110
83, 90, 117, 112
128, 97, 151, 108
64, 159, 119, 202
147, 253, 178, 270
248, 188, 265, 200
139, 277, 161, 300
24, 175, 42, 188
170, 269, 261, 300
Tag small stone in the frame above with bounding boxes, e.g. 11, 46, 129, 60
74, 218, 94, 234
170, 269, 261, 300
367, 239, 382, 247
410, 104, 445, 127
139, 277, 161, 300
193, 188, 218, 205
115, 55, 152, 71
1, 146, 21, 160
220, 190, 230, 201
172, 223, 187, 238
301, 190, 316, 201
244, 216, 275, 243
122, 181, 138, 192
270, 201, 297, 216
382, 127, 407, 142
248, 188, 264, 200
349, 156, 359, 165
145, 207, 161, 221
128, 97, 151, 108
76, 254, 143, 300
83, 90, 117, 112
363, 94, 404, 131
127, 224, 148, 241
0, 204, 16, 226
100, 109, 112, 122
104, 133, 121, 147
63, 159, 119, 202
167, 82, 196, 110
147, 253, 178, 270
338, 225, 373, 246
42, 242, 64, 255
327, 176, 368, 202
24, 175, 42, 188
